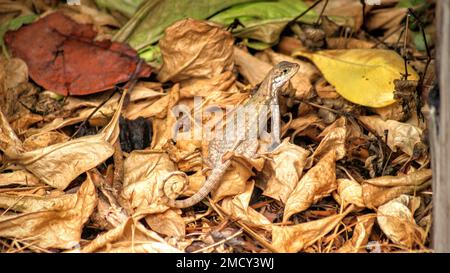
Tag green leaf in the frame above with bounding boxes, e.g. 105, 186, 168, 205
396, 0, 426, 8
1, 14, 37, 58
94, 0, 144, 18
210, 0, 317, 44
126, 0, 257, 51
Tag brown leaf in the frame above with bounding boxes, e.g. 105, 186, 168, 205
0, 175, 97, 249
362, 169, 432, 208
145, 209, 186, 238
121, 150, 187, 214
158, 18, 234, 83
377, 195, 426, 248
5, 12, 151, 96
221, 181, 272, 229
272, 205, 353, 252
283, 150, 337, 222
359, 115, 423, 156
336, 214, 375, 253
0, 88, 125, 189
335, 178, 365, 208
77, 218, 181, 253
0, 169, 40, 187
259, 139, 310, 203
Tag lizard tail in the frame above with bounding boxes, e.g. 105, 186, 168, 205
159, 162, 230, 208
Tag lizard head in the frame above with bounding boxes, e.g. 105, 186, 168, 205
269, 61, 300, 96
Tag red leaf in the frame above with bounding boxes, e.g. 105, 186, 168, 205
4, 12, 151, 96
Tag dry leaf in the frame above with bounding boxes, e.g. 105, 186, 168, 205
336, 178, 365, 208
234, 46, 272, 85
362, 169, 431, 208
122, 150, 187, 214
377, 195, 425, 248
0, 90, 125, 189
283, 150, 337, 222
145, 209, 186, 238
0, 175, 97, 249
78, 218, 181, 253
336, 214, 375, 253
158, 18, 234, 83
5, 12, 151, 96
359, 115, 423, 156
221, 181, 272, 229
272, 205, 353, 252
294, 49, 419, 107
259, 139, 310, 203
307, 117, 347, 166
0, 169, 40, 187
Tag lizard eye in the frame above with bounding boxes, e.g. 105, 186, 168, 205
282, 68, 288, 74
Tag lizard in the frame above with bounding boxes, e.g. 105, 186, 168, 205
159, 61, 300, 208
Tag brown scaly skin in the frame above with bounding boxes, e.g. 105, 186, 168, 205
159, 61, 300, 208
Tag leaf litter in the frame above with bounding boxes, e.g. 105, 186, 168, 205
0, 0, 436, 253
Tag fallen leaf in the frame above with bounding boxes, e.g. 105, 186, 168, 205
221, 181, 272, 229
377, 195, 425, 247
0, 169, 40, 187
0, 175, 97, 249
294, 49, 419, 107
78, 218, 181, 253
335, 178, 365, 208
5, 12, 151, 96
272, 205, 353, 252
125, 0, 255, 50
362, 169, 431, 208
210, 0, 317, 46
158, 18, 234, 83
145, 209, 186, 238
0, 86, 125, 189
359, 115, 424, 156
336, 214, 375, 253
283, 150, 337, 222
121, 150, 187, 214
259, 139, 310, 203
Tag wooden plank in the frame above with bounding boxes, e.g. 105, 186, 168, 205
432, 0, 450, 253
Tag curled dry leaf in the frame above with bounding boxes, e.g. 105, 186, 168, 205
212, 161, 253, 203
359, 115, 424, 156
377, 195, 426, 248
0, 175, 97, 249
362, 169, 432, 208
145, 209, 186, 238
336, 214, 375, 253
0, 169, 40, 187
335, 178, 365, 208
121, 150, 187, 214
283, 150, 337, 222
158, 18, 234, 83
221, 181, 272, 229
294, 49, 419, 107
259, 139, 310, 203
234, 46, 272, 86
307, 116, 347, 167
5, 12, 151, 96
0, 88, 124, 189
272, 205, 353, 253
78, 218, 181, 253
179, 71, 238, 98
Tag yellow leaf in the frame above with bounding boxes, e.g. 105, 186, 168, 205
293, 49, 419, 108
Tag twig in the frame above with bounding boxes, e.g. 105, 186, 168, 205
192, 229, 244, 253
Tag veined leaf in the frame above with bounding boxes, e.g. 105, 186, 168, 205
210, 0, 317, 44
294, 49, 419, 108
126, 0, 257, 51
